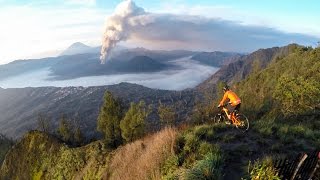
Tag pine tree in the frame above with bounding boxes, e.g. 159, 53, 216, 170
57, 115, 72, 142
97, 91, 123, 149
120, 101, 150, 142
37, 113, 51, 133
158, 102, 176, 127
74, 127, 84, 146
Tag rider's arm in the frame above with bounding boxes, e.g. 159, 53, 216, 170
219, 91, 229, 106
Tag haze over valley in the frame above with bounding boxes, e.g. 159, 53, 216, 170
0, 55, 218, 90
0, 0, 319, 179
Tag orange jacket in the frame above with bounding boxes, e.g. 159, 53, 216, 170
219, 90, 241, 106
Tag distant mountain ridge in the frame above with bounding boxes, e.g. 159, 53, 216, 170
0, 83, 196, 139
47, 54, 173, 80
191, 51, 242, 67
0, 42, 244, 82
197, 44, 301, 91
0, 48, 196, 81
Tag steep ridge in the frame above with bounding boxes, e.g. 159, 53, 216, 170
197, 44, 301, 91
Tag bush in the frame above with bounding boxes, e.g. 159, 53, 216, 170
161, 155, 180, 180
183, 152, 223, 180
248, 157, 280, 180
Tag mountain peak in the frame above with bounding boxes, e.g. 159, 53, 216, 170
60, 42, 93, 56
69, 42, 91, 49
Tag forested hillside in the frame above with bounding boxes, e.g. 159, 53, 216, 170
235, 45, 320, 148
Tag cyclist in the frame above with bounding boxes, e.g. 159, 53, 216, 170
217, 85, 241, 124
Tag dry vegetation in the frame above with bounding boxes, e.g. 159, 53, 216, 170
108, 127, 177, 180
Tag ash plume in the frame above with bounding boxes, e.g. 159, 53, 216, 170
99, 1, 314, 64
100, 0, 147, 64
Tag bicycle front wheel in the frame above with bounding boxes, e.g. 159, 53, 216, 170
213, 114, 225, 124
235, 114, 249, 132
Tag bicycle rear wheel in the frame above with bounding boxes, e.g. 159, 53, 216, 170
213, 114, 225, 124
234, 114, 249, 132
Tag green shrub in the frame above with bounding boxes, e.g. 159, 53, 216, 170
194, 125, 210, 140
205, 129, 215, 140
248, 157, 280, 180
289, 125, 305, 137
183, 152, 223, 180
198, 142, 220, 158
161, 155, 180, 180
183, 134, 200, 155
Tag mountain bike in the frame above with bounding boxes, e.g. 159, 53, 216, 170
213, 103, 249, 132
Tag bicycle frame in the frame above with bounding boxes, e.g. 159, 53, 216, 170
221, 107, 242, 126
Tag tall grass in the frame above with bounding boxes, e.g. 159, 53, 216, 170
183, 152, 223, 180
248, 157, 280, 180
108, 127, 177, 180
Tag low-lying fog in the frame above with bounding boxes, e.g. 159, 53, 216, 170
0, 57, 218, 90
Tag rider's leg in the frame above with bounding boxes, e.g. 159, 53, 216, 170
229, 103, 241, 121
226, 104, 234, 124
233, 103, 241, 116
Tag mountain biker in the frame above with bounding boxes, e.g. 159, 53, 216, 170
217, 85, 241, 123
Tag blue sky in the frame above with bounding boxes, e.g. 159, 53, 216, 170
0, 0, 319, 64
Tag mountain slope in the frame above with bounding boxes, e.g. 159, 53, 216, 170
236, 45, 320, 120
197, 44, 301, 91
1, 44, 320, 180
0, 134, 13, 164
195, 44, 320, 148
0, 83, 196, 139
191, 51, 241, 67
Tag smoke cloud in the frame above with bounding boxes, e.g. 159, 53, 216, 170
100, 0, 315, 64
100, 0, 146, 63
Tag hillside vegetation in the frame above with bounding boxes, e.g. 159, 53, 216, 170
0, 134, 13, 164
0, 129, 177, 179
1, 45, 319, 179
236, 45, 320, 149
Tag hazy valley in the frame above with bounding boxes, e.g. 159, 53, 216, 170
0, 0, 319, 179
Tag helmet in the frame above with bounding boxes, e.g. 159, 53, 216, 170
223, 85, 230, 91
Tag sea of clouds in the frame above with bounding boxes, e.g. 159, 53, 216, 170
0, 57, 218, 90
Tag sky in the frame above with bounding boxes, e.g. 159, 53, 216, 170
0, 0, 319, 64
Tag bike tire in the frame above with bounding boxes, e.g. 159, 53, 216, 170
235, 114, 249, 132
213, 114, 225, 124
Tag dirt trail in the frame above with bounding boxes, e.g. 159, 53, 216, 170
206, 125, 314, 179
